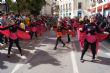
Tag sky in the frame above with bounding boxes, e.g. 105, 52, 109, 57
12, 0, 16, 2
2, 0, 16, 2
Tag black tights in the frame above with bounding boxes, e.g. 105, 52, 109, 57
67, 34, 71, 43
30, 32, 37, 39
8, 38, 22, 55
54, 37, 65, 49
81, 40, 96, 60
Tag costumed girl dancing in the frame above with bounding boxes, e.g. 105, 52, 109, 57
80, 16, 109, 62
54, 20, 65, 50
0, 19, 24, 58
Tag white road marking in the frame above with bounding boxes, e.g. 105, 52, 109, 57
11, 37, 46, 73
11, 34, 79, 73
70, 42, 79, 73
105, 53, 110, 56
11, 49, 36, 73
99, 50, 110, 57
21, 56, 27, 59
100, 43, 109, 51
10, 40, 36, 73
71, 51, 79, 73
11, 63, 24, 73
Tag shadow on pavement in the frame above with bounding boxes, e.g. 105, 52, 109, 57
28, 49, 61, 69
0, 40, 35, 70
0, 60, 7, 69
20, 40, 39, 50
0, 31, 71, 70
93, 56, 110, 66
0, 52, 21, 70
82, 56, 110, 66
0, 33, 57, 70
42, 37, 56, 45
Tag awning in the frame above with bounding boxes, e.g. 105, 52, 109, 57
88, 7, 96, 12
103, 2, 110, 9
97, 5, 102, 10
88, 2, 110, 12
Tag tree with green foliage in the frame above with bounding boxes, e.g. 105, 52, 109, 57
6, 0, 17, 12
6, 0, 47, 15
29, 0, 46, 15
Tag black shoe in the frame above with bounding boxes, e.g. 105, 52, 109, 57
7, 55, 10, 58
20, 53, 23, 56
66, 42, 69, 43
91, 59, 95, 62
54, 47, 57, 50
80, 58, 84, 63
66, 41, 70, 43
63, 44, 66, 47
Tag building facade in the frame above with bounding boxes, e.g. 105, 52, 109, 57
0, 0, 8, 13
89, 0, 110, 17
73, 0, 90, 17
58, 0, 90, 18
40, 0, 58, 16
58, 0, 74, 18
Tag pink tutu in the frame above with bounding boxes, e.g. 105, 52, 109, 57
86, 34, 96, 43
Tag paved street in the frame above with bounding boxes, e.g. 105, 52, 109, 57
0, 31, 110, 73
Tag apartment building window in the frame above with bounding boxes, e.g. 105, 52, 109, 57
91, 0, 96, 2
69, 13, 71, 15
65, 4, 66, 11
97, 0, 103, 3
91, 0, 96, 7
66, 4, 68, 10
69, 3, 71, 10
63, 4, 65, 11
60, 5, 62, 10
78, 2, 82, 9
78, 11, 82, 17
60, 5, 62, 12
